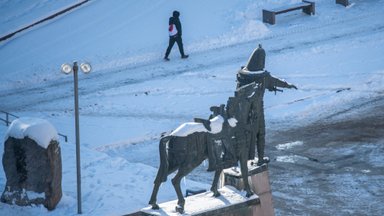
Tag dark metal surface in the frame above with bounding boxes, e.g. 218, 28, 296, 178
148, 47, 296, 213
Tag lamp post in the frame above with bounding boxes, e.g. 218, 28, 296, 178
61, 61, 91, 214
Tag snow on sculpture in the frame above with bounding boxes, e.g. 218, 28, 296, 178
148, 46, 297, 213
170, 115, 225, 137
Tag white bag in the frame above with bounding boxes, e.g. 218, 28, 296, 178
169, 24, 178, 36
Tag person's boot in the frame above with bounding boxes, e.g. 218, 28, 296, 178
164, 56, 170, 61
181, 55, 189, 59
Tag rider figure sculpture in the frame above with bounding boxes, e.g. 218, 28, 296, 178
237, 44, 298, 166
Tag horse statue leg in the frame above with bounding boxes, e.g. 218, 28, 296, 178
210, 169, 222, 197
171, 171, 187, 213
172, 165, 198, 214
148, 181, 161, 209
240, 152, 254, 197
148, 136, 171, 209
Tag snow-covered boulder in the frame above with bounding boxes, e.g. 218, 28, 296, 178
1, 118, 62, 210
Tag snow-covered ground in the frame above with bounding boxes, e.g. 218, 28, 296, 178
1, 0, 383, 215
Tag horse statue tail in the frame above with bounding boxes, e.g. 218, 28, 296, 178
154, 135, 172, 184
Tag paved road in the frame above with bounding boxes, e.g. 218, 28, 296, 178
267, 94, 384, 215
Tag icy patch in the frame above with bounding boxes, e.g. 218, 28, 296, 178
5, 117, 58, 149
366, 142, 384, 168
276, 141, 303, 150
276, 155, 308, 163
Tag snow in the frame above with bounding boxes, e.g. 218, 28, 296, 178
240, 69, 265, 73
25, 190, 45, 200
170, 115, 224, 137
228, 118, 238, 127
0, 0, 383, 215
5, 117, 58, 149
141, 186, 256, 215
276, 141, 303, 150
276, 155, 308, 163
0, 0, 77, 36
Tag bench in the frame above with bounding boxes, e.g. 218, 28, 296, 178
336, 0, 349, 7
262, 0, 315, 25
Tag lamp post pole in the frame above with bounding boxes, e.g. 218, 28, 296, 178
73, 62, 82, 214
61, 61, 91, 215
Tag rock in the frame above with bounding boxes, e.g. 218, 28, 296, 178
1, 135, 62, 210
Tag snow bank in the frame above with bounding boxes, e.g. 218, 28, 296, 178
5, 117, 59, 148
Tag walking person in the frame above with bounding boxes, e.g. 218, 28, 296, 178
164, 11, 189, 61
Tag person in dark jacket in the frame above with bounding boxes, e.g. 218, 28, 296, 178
164, 11, 188, 61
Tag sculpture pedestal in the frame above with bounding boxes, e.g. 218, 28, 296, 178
221, 163, 275, 216
129, 186, 261, 216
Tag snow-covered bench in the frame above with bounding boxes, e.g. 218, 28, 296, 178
262, 0, 315, 25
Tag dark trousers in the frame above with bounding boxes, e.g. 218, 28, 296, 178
165, 35, 185, 58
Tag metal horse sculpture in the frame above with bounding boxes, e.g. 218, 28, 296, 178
148, 82, 260, 213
